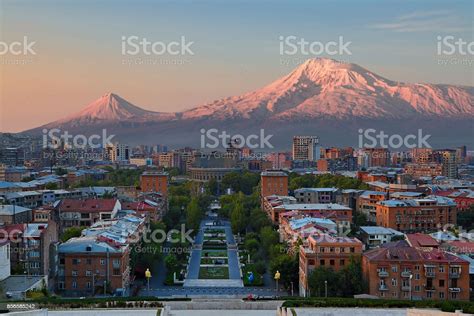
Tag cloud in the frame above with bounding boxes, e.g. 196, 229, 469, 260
370, 10, 469, 33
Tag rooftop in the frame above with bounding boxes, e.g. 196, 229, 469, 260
274, 203, 351, 211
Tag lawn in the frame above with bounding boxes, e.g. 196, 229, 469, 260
198, 266, 229, 279
202, 249, 228, 257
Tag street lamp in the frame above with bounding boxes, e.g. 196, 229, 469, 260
145, 268, 152, 295
409, 274, 413, 301
324, 280, 328, 298
274, 270, 281, 293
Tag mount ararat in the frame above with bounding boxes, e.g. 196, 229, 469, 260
24, 58, 474, 149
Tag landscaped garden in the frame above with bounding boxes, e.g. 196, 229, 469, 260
197, 227, 231, 279
198, 266, 230, 279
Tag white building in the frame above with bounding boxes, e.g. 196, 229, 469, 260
0, 241, 11, 281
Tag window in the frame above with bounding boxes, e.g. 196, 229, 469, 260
415, 285, 420, 292
113, 268, 120, 276
330, 260, 335, 266
72, 258, 80, 265
86, 259, 92, 265
391, 265, 398, 273
415, 265, 420, 271
415, 274, 420, 280
350, 247, 355, 253
58, 282, 65, 290
72, 281, 77, 289
391, 278, 397, 286
100, 259, 106, 265
439, 292, 445, 299
439, 266, 445, 273
320, 259, 325, 266
86, 282, 91, 289
426, 291, 433, 298
72, 270, 78, 276
439, 280, 445, 287
113, 259, 120, 266
340, 259, 345, 266
86, 270, 92, 276
451, 292, 458, 299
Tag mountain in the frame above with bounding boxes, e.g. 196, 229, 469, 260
182, 58, 473, 120
42, 93, 176, 128
24, 58, 474, 148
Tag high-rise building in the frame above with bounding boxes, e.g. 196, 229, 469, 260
106, 143, 130, 162
435, 149, 458, 179
455, 146, 467, 164
292, 136, 320, 162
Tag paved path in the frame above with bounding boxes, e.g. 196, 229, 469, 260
184, 220, 243, 288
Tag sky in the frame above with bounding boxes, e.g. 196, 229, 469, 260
0, 0, 473, 132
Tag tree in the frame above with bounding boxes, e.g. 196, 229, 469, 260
186, 198, 203, 233
269, 253, 299, 289
45, 182, 59, 190
60, 226, 85, 242
260, 226, 279, 257
164, 254, 179, 271
230, 202, 246, 234
308, 267, 340, 297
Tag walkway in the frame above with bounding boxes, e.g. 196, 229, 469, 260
184, 219, 243, 288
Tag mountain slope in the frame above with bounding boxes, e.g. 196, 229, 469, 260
182, 58, 473, 120
43, 93, 176, 128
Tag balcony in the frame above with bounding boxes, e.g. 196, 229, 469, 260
401, 285, 411, 291
401, 271, 412, 278
379, 285, 389, 291
378, 271, 389, 277
449, 287, 461, 293
425, 285, 435, 291
449, 272, 460, 279
425, 271, 435, 278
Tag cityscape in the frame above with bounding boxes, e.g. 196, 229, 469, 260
0, 0, 473, 315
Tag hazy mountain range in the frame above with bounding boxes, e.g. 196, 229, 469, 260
24, 58, 474, 149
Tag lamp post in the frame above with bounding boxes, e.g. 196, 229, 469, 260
409, 274, 413, 301
145, 268, 152, 295
324, 280, 328, 298
274, 270, 281, 293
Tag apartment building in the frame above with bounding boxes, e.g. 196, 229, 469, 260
362, 241, 470, 301
260, 171, 288, 200
140, 171, 169, 198
356, 191, 387, 223
294, 188, 340, 204
359, 226, 404, 249
299, 234, 363, 297
57, 237, 130, 296
292, 136, 320, 162
263, 195, 352, 226
376, 196, 456, 233
55, 199, 121, 231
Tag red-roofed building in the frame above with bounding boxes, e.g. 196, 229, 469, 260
121, 200, 161, 222
406, 233, 440, 249
434, 190, 474, 212
443, 241, 474, 255
56, 199, 121, 230
362, 242, 470, 301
